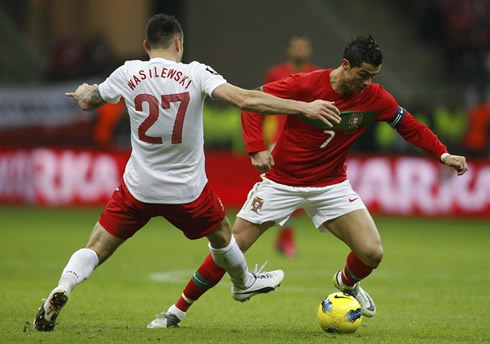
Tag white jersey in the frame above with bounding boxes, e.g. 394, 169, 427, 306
98, 57, 226, 203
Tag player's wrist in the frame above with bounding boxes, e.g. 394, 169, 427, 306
440, 152, 450, 162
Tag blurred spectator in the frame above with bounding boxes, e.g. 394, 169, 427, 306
463, 102, 490, 156
46, 30, 86, 81
93, 100, 126, 148
263, 36, 320, 146
393, 0, 489, 157
46, 31, 115, 81
85, 33, 115, 76
412, 0, 447, 43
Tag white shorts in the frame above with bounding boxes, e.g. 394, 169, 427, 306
237, 176, 366, 232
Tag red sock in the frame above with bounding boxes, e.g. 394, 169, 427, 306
175, 253, 226, 312
276, 226, 296, 258
281, 227, 294, 241
341, 251, 374, 287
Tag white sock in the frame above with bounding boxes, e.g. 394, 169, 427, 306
58, 248, 99, 293
209, 235, 254, 289
168, 304, 186, 320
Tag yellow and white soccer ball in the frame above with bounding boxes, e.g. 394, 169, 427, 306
317, 292, 363, 333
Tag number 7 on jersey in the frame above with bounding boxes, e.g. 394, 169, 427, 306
135, 92, 190, 144
320, 130, 335, 148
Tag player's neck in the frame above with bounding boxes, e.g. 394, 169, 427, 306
329, 67, 348, 95
148, 49, 180, 63
288, 61, 308, 73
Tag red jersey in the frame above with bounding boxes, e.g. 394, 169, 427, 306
242, 68, 448, 187
264, 63, 320, 143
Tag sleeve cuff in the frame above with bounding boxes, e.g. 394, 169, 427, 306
245, 140, 267, 154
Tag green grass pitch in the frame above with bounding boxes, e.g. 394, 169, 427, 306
1, 207, 489, 343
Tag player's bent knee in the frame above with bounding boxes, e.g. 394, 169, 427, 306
207, 218, 232, 249
355, 243, 383, 268
365, 245, 383, 268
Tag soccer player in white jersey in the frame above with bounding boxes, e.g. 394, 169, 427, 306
33, 13, 341, 331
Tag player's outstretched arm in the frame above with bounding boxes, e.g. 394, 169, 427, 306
65, 83, 107, 111
395, 113, 468, 176
212, 83, 341, 127
441, 153, 468, 176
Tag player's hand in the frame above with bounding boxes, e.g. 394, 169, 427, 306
303, 100, 341, 127
442, 154, 468, 176
250, 150, 274, 173
65, 83, 97, 100
66, 83, 104, 111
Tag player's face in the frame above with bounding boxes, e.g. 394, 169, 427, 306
344, 61, 381, 93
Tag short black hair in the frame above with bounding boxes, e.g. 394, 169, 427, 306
145, 13, 183, 50
343, 34, 382, 67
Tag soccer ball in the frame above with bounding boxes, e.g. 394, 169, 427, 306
317, 292, 363, 333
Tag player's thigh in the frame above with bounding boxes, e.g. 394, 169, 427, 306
94, 182, 151, 263
303, 180, 366, 230
232, 217, 276, 252
324, 209, 383, 266
99, 181, 152, 241
237, 178, 303, 227
162, 183, 226, 241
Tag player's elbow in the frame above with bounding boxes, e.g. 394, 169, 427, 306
239, 97, 259, 111
239, 90, 267, 112
231, 89, 255, 109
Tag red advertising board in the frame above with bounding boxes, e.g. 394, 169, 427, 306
0, 148, 488, 217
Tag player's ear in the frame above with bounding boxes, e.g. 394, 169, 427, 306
341, 58, 351, 71
143, 40, 150, 55
174, 35, 182, 53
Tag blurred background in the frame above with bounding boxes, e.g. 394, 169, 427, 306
0, 0, 488, 216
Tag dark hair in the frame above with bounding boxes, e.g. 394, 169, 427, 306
145, 14, 183, 50
343, 34, 382, 67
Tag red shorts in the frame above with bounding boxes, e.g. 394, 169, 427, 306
99, 181, 226, 240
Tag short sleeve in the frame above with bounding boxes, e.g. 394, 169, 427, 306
198, 63, 227, 98
98, 64, 126, 104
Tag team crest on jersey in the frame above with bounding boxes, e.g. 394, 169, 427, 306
348, 112, 364, 128
250, 197, 264, 213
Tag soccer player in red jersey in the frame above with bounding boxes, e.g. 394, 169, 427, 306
264, 36, 320, 258
152, 34, 467, 327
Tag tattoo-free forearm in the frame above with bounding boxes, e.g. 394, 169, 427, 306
241, 89, 307, 115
